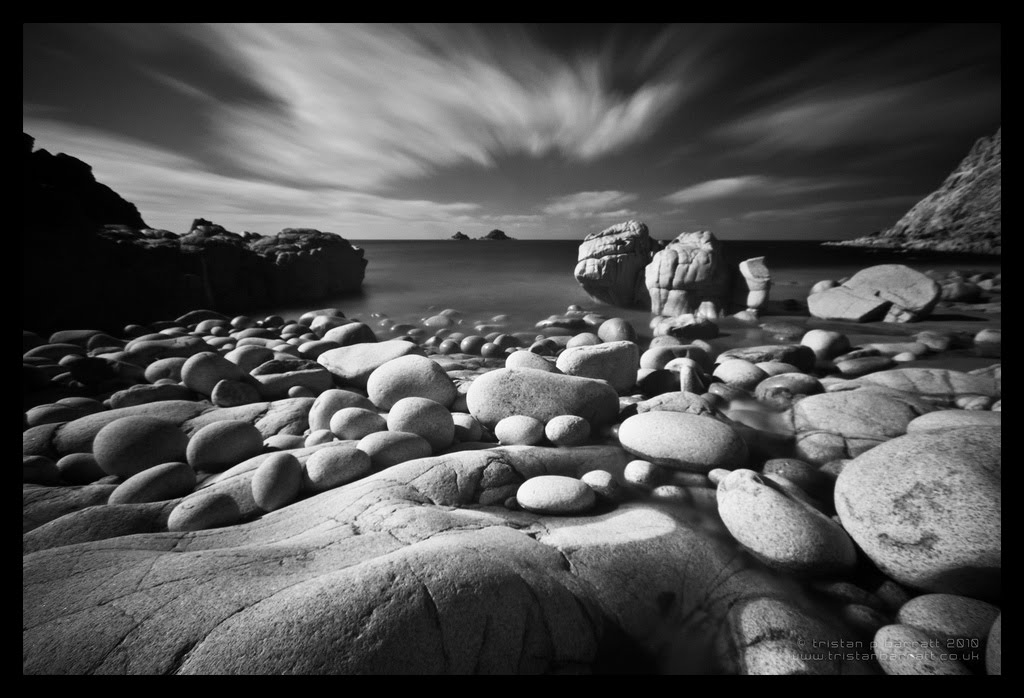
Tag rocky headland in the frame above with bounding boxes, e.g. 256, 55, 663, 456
23, 134, 367, 335
825, 129, 1001, 255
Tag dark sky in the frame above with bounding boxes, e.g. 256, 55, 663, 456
23, 23, 1001, 240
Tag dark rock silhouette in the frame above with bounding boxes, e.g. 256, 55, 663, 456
828, 129, 1001, 255
450, 231, 471, 240
23, 134, 366, 335
479, 229, 513, 241
24, 132, 147, 232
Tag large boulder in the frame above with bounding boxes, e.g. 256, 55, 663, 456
574, 220, 654, 307
789, 387, 935, 465
834, 426, 1000, 598
465, 368, 620, 429
24, 446, 876, 675
808, 264, 941, 323
645, 231, 731, 318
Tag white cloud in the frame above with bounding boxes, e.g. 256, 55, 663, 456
188, 23, 688, 190
663, 174, 866, 204
25, 119, 482, 238
542, 190, 638, 218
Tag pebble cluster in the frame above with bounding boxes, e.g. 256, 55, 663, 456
23, 274, 1001, 675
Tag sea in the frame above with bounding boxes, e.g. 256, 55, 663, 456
256, 239, 1001, 358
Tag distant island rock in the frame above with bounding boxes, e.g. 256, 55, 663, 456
826, 129, 1000, 255
448, 229, 515, 241
480, 229, 513, 241
23, 133, 366, 334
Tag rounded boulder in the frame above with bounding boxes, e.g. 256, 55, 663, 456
93, 416, 189, 479
834, 426, 1000, 598
385, 397, 455, 452
516, 475, 596, 515
367, 354, 458, 411
717, 469, 857, 576
617, 411, 748, 473
466, 368, 619, 429
186, 420, 265, 473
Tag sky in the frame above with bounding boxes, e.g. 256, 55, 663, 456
23, 23, 1001, 241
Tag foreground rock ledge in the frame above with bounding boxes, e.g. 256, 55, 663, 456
24, 446, 873, 675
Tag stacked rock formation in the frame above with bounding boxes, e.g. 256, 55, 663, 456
575, 224, 772, 335
827, 129, 1000, 255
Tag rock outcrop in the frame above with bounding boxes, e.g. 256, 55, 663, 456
807, 264, 941, 323
450, 231, 471, 240
646, 231, 732, 318
826, 129, 1000, 255
574, 220, 654, 307
23, 134, 367, 335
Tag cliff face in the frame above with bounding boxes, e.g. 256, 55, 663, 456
24, 133, 148, 232
23, 135, 367, 334
829, 129, 1001, 255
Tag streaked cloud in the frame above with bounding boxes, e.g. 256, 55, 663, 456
663, 175, 866, 204
542, 190, 638, 218
717, 76, 999, 154
181, 23, 690, 191
739, 195, 923, 222
25, 120, 481, 238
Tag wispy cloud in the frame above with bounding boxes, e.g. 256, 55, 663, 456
542, 190, 638, 218
25, 120, 481, 238
187, 23, 689, 191
717, 74, 1000, 154
663, 174, 866, 204
739, 195, 923, 222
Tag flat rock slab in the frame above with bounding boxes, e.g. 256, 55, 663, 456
24, 444, 876, 675
808, 264, 941, 323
